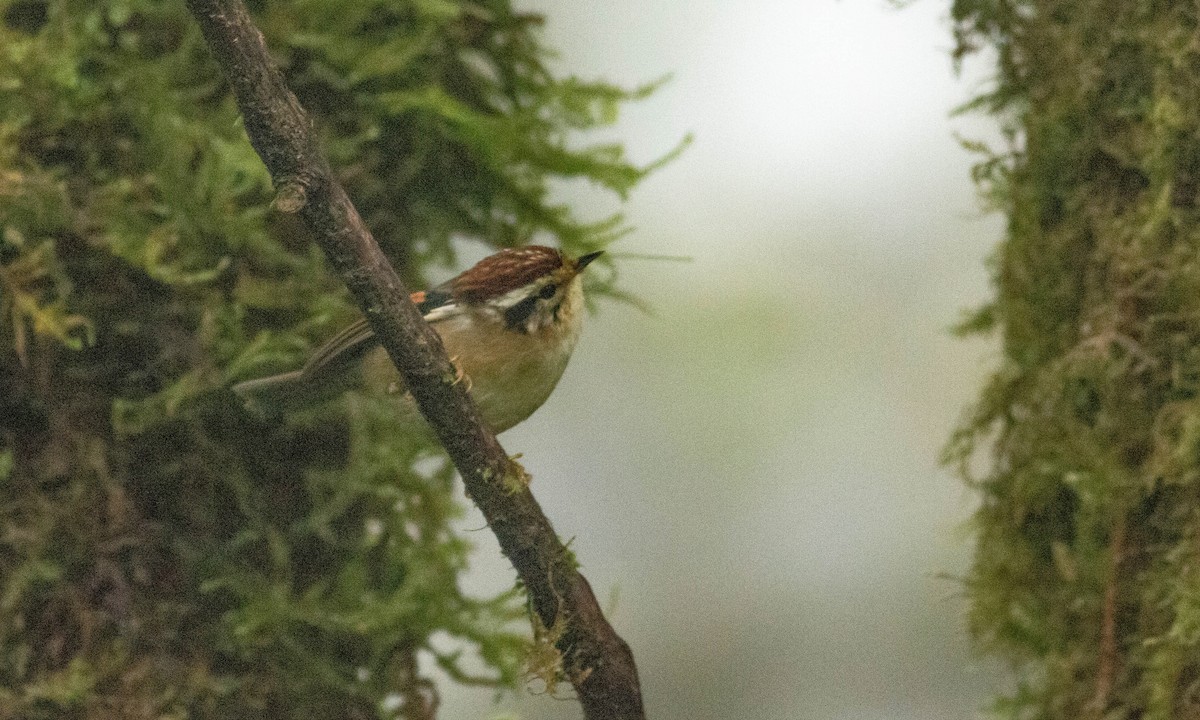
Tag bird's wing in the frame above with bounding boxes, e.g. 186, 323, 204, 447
300, 289, 461, 380
412, 287, 456, 319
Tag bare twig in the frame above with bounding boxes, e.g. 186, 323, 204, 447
1091, 513, 1126, 714
182, 2, 645, 717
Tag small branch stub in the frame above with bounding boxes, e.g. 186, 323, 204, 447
272, 179, 308, 214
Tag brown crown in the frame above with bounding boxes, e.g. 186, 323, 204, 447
451, 246, 566, 303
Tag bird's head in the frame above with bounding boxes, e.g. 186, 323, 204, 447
447, 246, 604, 333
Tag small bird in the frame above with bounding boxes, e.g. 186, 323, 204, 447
232, 245, 603, 433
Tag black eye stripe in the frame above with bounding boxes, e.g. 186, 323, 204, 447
504, 295, 539, 331
504, 284, 559, 331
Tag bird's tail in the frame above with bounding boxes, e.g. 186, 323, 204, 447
231, 370, 310, 418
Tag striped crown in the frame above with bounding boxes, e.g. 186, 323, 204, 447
451, 246, 566, 304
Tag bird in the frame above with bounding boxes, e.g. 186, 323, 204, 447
232, 245, 603, 433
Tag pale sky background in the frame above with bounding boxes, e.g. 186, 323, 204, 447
432, 2, 1008, 718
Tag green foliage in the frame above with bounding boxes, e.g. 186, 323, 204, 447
949, 2, 1200, 718
0, 0, 657, 716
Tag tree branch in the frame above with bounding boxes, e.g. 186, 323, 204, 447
1090, 513, 1126, 716
182, 2, 645, 717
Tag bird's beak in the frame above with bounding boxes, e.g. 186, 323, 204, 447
575, 250, 604, 272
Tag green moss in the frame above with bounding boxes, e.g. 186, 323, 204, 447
0, 0, 658, 716
950, 1, 1200, 717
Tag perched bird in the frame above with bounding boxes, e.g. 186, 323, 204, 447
232, 245, 603, 433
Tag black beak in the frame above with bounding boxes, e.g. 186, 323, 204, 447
576, 250, 604, 271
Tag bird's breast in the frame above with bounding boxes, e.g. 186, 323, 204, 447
439, 306, 581, 432
360, 282, 585, 434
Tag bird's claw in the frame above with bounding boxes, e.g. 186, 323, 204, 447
449, 355, 473, 391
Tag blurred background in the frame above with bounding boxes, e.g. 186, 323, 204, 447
439, 1, 1005, 718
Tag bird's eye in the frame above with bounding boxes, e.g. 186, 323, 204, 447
538, 283, 558, 300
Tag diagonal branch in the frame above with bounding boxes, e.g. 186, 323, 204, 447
182, 2, 645, 718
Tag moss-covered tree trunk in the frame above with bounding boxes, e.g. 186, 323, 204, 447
0, 1, 651, 716
949, 2, 1200, 718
